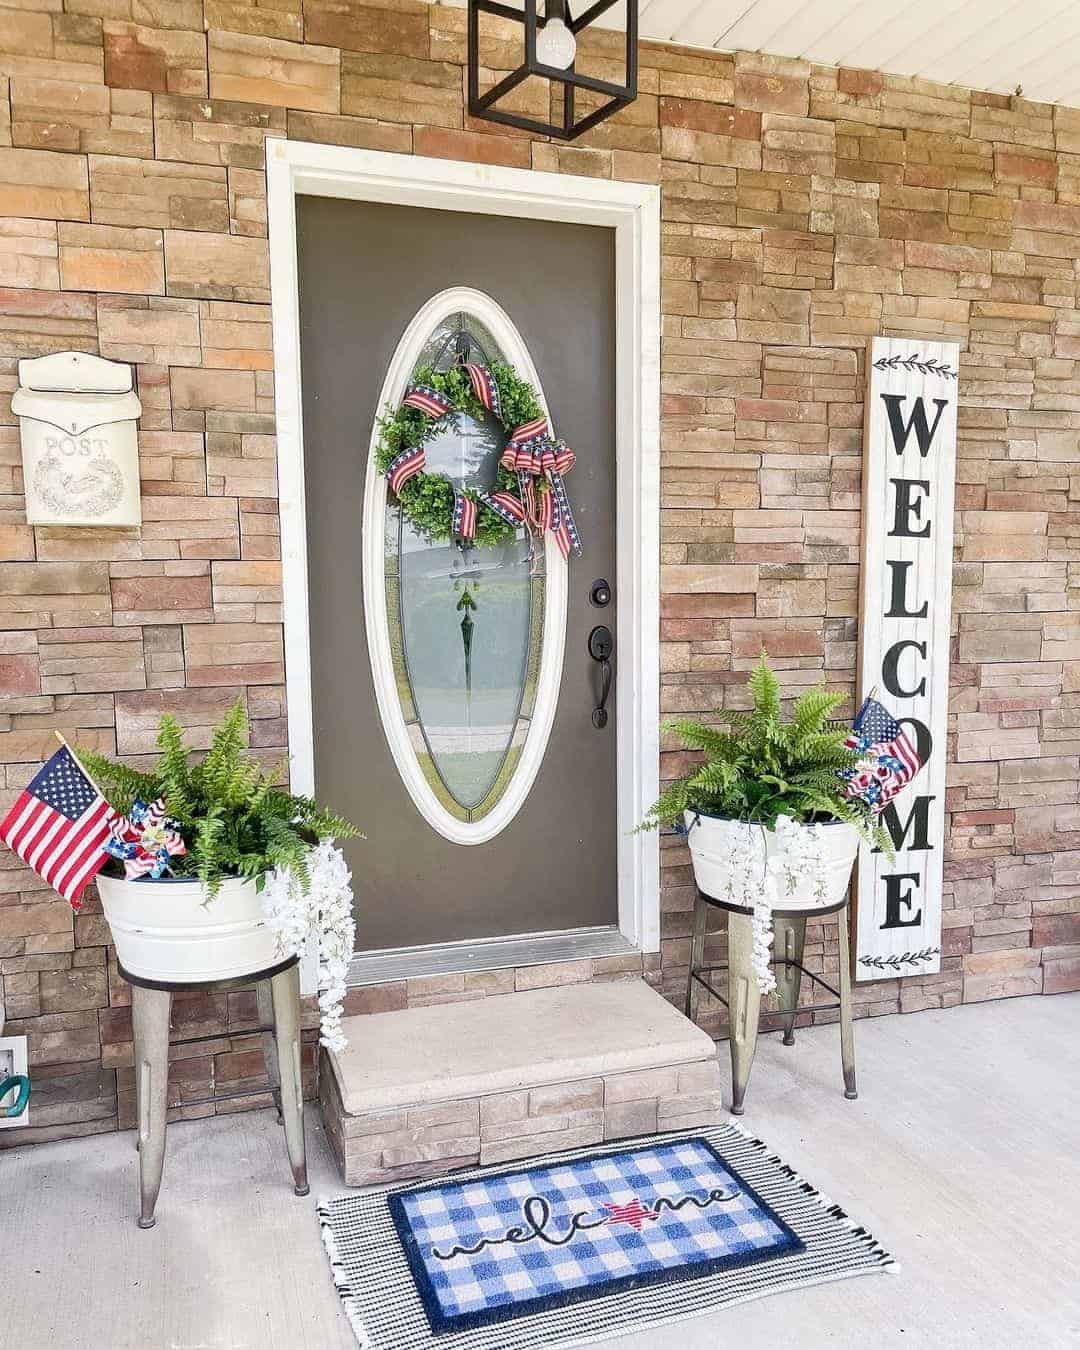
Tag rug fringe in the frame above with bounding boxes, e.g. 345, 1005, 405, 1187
718, 1120, 768, 1152
844, 1222, 898, 1270
718, 1129, 895, 1270
316, 1197, 375, 1350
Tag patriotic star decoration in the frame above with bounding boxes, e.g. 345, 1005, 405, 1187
603, 1198, 659, 1232
104, 798, 186, 880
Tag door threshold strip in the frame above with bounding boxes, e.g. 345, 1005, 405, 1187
346, 926, 639, 986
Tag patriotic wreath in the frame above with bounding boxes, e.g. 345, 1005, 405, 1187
375, 359, 582, 557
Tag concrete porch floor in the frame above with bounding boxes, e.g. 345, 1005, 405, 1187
4, 994, 1079, 1350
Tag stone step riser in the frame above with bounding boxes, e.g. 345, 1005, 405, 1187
320, 979, 725, 1186
320, 1050, 724, 1186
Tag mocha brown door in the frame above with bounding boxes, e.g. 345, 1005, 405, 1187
296, 196, 617, 951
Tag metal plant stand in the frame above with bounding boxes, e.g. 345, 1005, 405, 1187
685, 888, 857, 1115
124, 954, 308, 1229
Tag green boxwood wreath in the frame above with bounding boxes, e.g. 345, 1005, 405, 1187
375, 361, 546, 547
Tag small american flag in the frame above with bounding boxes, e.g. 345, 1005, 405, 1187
839, 696, 923, 813
0, 745, 119, 909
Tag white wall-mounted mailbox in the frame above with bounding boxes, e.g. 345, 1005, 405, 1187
11, 350, 142, 527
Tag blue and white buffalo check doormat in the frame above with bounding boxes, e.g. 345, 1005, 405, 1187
317, 1124, 895, 1349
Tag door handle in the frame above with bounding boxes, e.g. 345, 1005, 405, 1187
588, 625, 613, 729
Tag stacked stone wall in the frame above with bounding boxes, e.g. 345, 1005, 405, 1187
1, 3, 1077, 1145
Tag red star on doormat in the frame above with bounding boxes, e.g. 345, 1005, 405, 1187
603, 1198, 659, 1231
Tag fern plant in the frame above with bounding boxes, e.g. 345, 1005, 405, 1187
641, 652, 890, 852
78, 699, 359, 898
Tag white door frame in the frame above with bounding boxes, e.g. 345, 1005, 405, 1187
266, 137, 661, 966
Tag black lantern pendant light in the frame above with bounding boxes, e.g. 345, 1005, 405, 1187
468, 0, 638, 142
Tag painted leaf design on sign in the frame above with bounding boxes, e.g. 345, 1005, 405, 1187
871, 352, 958, 379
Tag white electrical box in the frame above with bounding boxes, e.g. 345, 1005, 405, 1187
11, 350, 143, 527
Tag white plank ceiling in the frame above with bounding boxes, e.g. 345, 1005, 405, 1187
454, 0, 1080, 107
633, 0, 1080, 105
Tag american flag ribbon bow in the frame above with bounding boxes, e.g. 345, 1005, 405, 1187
464, 362, 502, 421
451, 490, 478, 542
387, 366, 584, 557
386, 443, 426, 496
385, 383, 454, 497
838, 696, 924, 814
402, 384, 453, 419
500, 416, 582, 560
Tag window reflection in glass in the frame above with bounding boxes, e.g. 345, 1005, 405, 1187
423, 407, 504, 492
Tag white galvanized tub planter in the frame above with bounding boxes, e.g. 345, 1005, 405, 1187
684, 812, 859, 911
97, 872, 276, 983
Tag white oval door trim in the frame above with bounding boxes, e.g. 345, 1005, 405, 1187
362, 286, 568, 845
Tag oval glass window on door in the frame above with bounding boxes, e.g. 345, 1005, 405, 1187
362, 288, 568, 845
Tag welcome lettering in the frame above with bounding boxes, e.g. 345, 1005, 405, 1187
855, 339, 959, 979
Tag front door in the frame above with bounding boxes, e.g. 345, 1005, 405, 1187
296, 196, 617, 952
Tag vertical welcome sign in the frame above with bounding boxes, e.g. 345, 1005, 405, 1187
855, 337, 959, 981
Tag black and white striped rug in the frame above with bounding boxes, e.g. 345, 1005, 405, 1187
318, 1123, 896, 1349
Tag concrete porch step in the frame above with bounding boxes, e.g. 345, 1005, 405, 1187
320, 979, 725, 1185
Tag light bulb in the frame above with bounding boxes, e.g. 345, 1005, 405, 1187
536, 17, 576, 70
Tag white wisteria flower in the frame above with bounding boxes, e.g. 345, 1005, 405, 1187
756, 816, 830, 995
261, 840, 356, 1053
693, 819, 778, 995
770, 814, 830, 906
694, 815, 832, 996
751, 878, 778, 996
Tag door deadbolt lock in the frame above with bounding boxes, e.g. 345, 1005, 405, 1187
590, 578, 612, 608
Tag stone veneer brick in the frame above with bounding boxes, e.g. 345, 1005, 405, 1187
208, 30, 340, 113
0, 8, 1078, 1154
0, 147, 90, 220
58, 222, 166, 295
319, 1052, 725, 1186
